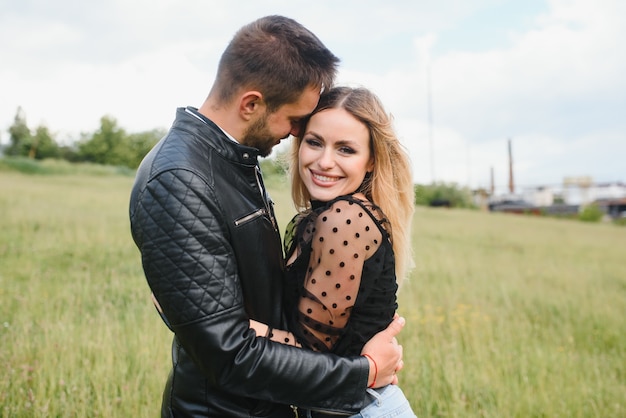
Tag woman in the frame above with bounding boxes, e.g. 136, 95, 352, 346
251, 86, 416, 417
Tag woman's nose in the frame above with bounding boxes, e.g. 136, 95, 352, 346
317, 150, 335, 169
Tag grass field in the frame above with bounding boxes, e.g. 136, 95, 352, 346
1, 168, 624, 417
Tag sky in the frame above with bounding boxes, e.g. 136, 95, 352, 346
1, 0, 624, 192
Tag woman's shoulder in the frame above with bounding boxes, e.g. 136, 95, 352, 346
316, 193, 389, 232
330, 193, 386, 219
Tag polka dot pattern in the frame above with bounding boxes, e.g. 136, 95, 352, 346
282, 194, 397, 355
289, 195, 394, 352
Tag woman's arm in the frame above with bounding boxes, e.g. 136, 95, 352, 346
249, 319, 301, 347
300, 197, 383, 350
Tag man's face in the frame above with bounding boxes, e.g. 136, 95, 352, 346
241, 86, 320, 157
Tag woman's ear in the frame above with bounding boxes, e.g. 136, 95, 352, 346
239, 91, 264, 121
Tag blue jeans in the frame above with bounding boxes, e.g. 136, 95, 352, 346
305, 385, 416, 418
350, 385, 416, 418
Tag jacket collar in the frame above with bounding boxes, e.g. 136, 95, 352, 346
174, 106, 261, 166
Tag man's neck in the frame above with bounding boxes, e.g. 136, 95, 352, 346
198, 99, 244, 142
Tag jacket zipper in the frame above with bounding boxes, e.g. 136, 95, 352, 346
234, 208, 267, 226
255, 165, 278, 231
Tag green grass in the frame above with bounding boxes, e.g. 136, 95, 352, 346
0, 171, 169, 417
0, 157, 135, 177
401, 209, 626, 417
1, 167, 624, 417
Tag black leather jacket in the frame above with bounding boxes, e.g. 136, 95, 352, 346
129, 107, 369, 417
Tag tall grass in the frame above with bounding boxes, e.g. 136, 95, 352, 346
1, 168, 624, 417
401, 208, 626, 417
0, 172, 170, 417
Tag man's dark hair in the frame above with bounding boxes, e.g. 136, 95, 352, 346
212, 15, 340, 112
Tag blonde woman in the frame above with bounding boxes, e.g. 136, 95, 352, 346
251, 86, 416, 417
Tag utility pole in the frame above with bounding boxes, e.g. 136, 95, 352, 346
508, 138, 514, 194
427, 64, 435, 183
466, 141, 471, 188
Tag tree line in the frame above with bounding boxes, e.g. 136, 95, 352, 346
2, 107, 164, 169
2, 107, 480, 209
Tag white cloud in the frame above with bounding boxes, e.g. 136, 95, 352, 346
0, 0, 624, 188
362, 0, 626, 186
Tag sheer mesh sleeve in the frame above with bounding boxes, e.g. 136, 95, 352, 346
298, 198, 383, 351
249, 319, 301, 347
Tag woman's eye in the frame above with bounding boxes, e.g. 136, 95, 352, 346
304, 138, 322, 147
339, 146, 356, 155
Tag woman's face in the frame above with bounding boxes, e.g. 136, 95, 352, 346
298, 108, 374, 202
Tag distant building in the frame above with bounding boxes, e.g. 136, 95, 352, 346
592, 182, 626, 201
562, 176, 593, 205
486, 178, 626, 219
561, 178, 626, 205
522, 186, 554, 207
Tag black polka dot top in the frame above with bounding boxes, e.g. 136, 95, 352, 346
283, 194, 398, 356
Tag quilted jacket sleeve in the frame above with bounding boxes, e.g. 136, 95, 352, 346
130, 168, 370, 412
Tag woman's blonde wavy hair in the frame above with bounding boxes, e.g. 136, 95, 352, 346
289, 86, 415, 284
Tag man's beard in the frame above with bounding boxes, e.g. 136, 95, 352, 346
240, 113, 281, 157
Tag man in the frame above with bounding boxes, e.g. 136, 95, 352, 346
129, 15, 404, 417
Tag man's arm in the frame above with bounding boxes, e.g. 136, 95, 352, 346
130, 169, 402, 410
249, 317, 405, 389
361, 315, 405, 387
